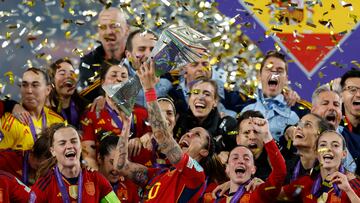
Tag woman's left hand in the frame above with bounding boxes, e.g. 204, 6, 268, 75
12, 104, 31, 125
329, 172, 352, 193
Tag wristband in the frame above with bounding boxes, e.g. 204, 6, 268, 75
145, 88, 157, 102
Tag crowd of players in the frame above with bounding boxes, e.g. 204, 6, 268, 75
0, 6, 360, 203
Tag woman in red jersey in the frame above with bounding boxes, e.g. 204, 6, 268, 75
81, 59, 150, 170
283, 130, 360, 203
30, 123, 119, 203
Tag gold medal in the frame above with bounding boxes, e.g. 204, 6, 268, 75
317, 192, 328, 203
69, 185, 78, 199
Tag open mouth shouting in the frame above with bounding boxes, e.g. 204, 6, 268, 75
248, 143, 258, 149
179, 140, 190, 152
104, 34, 117, 42
61, 79, 76, 90
194, 102, 206, 110
325, 112, 337, 125
234, 166, 246, 177
322, 154, 334, 163
353, 100, 360, 111
267, 74, 279, 91
64, 151, 77, 160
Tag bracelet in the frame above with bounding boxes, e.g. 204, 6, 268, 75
145, 88, 157, 102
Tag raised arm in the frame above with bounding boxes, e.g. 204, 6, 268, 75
137, 61, 183, 164
113, 112, 149, 186
250, 118, 287, 197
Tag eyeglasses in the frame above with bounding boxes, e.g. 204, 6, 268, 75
343, 86, 360, 95
98, 23, 122, 31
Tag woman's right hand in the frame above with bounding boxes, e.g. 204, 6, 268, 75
137, 60, 157, 91
212, 181, 230, 199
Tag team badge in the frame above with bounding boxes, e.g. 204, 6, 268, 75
117, 188, 128, 200
0, 188, 3, 202
329, 193, 341, 203
85, 181, 95, 196
69, 185, 78, 199
240, 194, 250, 203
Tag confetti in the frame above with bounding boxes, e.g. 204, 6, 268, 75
3, 72, 14, 85
160, 0, 171, 6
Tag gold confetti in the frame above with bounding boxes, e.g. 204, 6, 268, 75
65, 31, 71, 39
351, 60, 360, 68
4, 72, 14, 85
271, 27, 283, 32
60, 0, 66, 8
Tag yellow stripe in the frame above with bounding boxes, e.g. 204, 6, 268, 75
298, 99, 312, 110
80, 79, 101, 96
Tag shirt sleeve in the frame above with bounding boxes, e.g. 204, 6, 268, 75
0, 114, 20, 150
349, 178, 360, 197
173, 153, 205, 188
11, 177, 31, 203
29, 174, 51, 203
81, 111, 96, 141
96, 171, 116, 200
256, 140, 287, 199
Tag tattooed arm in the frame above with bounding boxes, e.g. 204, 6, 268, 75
137, 61, 183, 165
111, 113, 149, 186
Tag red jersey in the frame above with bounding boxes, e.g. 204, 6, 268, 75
283, 175, 360, 203
113, 176, 140, 203
0, 170, 30, 203
143, 153, 206, 202
0, 150, 23, 180
30, 168, 117, 202
130, 146, 170, 168
201, 182, 218, 203
81, 104, 150, 141
216, 140, 287, 203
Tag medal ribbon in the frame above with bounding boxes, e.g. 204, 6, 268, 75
22, 151, 30, 185
106, 103, 123, 130
105, 103, 135, 135
230, 178, 252, 203
28, 109, 47, 142
24, 109, 46, 184
61, 100, 78, 126
291, 160, 301, 182
55, 165, 83, 203
311, 165, 344, 198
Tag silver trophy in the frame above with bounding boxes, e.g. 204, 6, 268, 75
149, 24, 211, 76
102, 75, 142, 116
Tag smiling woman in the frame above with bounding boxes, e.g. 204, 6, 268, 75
30, 123, 120, 203
282, 130, 360, 202
173, 78, 238, 152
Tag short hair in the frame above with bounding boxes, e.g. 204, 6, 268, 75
188, 78, 219, 101
125, 29, 158, 52
98, 135, 119, 159
237, 110, 264, 129
340, 68, 360, 89
98, 7, 127, 24
24, 67, 51, 85
315, 130, 347, 150
260, 50, 288, 73
100, 58, 128, 82
227, 145, 255, 163
311, 84, 341, 106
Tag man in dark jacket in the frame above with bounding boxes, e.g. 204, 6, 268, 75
79, 7, 129, 101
